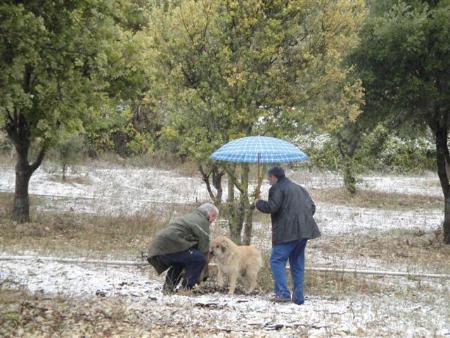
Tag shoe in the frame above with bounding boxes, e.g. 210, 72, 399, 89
270, 296, 291, 303
162, 283, 175, 295
176, 288, 194, 296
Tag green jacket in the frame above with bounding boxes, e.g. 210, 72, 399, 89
147, 208, 210, 274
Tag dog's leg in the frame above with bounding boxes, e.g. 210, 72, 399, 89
247, 271, 258, 294
217, 268, 225, 288
228, 270, 238, 294
199, 252, 212, 284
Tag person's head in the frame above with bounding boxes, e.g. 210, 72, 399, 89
267, 166, 285, 186
198, 203, 219, 224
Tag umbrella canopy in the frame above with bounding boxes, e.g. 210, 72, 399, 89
210, 136, 308, 163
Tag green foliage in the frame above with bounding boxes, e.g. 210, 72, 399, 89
144, 0, 366, 241
148, 0, 367, 161
0, 1, 122, 143
377, 136, 435, 172
86, 106, 154, 157
0, 0, 156, 221
0, 0, 154, 154
306, 129, 435, 174
332, 0, 449, 195
351, 0, 450, 126
53, 134, 85, 180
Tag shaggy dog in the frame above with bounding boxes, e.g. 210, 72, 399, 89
199, 251, 213, 283
210, 235, 262, 294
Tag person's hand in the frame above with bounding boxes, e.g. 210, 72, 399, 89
255, 199, 265, 210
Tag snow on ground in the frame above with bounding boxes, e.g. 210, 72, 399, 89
1, 165, 448, 336
0, 166, 442, 213
250, 202, 441, 239
0, 166, 442, 226
0, 166, 209, 205
291, 170, 441, 197
1, 255, 449, 337
315, 203, 441, 235
1, 165, 444, 274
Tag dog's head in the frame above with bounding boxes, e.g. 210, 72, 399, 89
210, 236, 231, 259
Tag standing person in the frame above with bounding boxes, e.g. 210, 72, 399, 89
256, 167, 320, 304
147, 203, 218, 293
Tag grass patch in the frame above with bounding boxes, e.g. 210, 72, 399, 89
0, 192, 50, 220
255, 253, 444, 300
310, 188, 443, 210
312, 228, 450, 274
258, 256, 395, 299
0, 209, 169, 259
256, 253, 386, 297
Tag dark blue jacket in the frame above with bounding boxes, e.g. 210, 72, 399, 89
256, 177, 321, 245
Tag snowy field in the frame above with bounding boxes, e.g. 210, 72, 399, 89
1, 163, 449, 336
0, 165, 445, 272
1, 257, 449, 337
0, 165, 442, 213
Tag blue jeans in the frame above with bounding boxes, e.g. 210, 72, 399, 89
157, 249, 206, 290
271, 239, 308, 304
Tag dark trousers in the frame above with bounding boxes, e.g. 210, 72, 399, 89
157, 248, 206, 290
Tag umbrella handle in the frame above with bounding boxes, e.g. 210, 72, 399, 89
255, 153, 261, 199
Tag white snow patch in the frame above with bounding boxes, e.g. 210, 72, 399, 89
1, 255, 449, 337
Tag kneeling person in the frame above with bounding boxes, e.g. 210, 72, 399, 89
147, 203, 218, 293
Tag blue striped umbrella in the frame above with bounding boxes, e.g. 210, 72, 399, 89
210, 136, 309, 163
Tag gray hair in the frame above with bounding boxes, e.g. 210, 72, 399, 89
198, 203, 219, 216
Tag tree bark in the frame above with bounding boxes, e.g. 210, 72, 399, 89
226, 168, 238, 243
211, 166, 224, 204
6, 113, 46, 223
240, 164, 251, 245
434, 121, 450, 244
226, 164, 248, 244
242, 206, 254, 245
13, 149, 32, 223
337, 131, 360, 195
343, 159, 357, 195
243, 164, 265, 245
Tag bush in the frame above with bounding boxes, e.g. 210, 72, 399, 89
302, 130, 435, 174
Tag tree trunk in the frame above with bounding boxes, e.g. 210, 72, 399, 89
62, 162, 67, 181
227, 166, 240, 242
212, 166, 223, 204
444, 198, 450, 244
13, 150, 32, 223
243, 163, 264, 245
227, 165, 236, 219
226, 164, 249, 244
242, 206, 254, 245
239, 164, 250, 244
435, 122, 450, 244
337, 132, 359, 195
6, 113, 46, 223
343, 158, 357, 195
